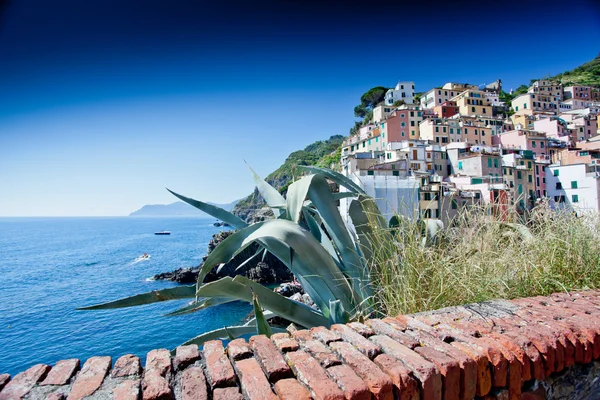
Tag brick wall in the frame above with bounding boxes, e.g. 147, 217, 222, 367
1, 290, 600, 399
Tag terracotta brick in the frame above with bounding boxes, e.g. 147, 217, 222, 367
47, 394, 65, 400
285, 350, 346, 400
326, 364, 371, 400
311, 326, 342, 344
0, 375, 9, 392
414, 346, 460, 400
174, 345, 200, 371
383, 316, 408, 330
348, 322, 375, 337
328, 340, 394, 400
373, 354, 419, 400
366, 319, 420, 349
233, 358, 278, 400
249, 334, 292, 382
486, 332, 541, 381
404, 329, 477, 400
292, 329, 312, 342
213, 387, 242, 400
274, 378, 312, 400
0, 364, 49, 400
227, 338, 253, 361
568, 315, 600, 359
482, 389, 510, 400
371, 335, 442, 400
475, 336, 521, 400
142, 370, 172, 400
434, 323, 507, 389
112, 354, 142, 378
300, 339, 341, 368
40, 359, 79, 386
202, 340, 236, 388
331, 324, 381, 359
146, 349, 172, 377
113, 379, 141, 400
271, 332, 300, 352
68, 356, 111, 400
394, 315, 435, 332
519, 323, 565, 374
180, 366, 208, 400
449, 341, 491, 397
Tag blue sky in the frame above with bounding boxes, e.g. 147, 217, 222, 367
0, 0, 599, 216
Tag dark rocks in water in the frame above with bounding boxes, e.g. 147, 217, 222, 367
153, 229, 292, 285
213, 221, 231, 227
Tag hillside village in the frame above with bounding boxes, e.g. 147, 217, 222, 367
337, 63, 600, 224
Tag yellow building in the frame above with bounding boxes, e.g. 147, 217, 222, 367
450, 89, 493, 117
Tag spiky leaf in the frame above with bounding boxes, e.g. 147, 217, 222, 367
78, 285, 196, 310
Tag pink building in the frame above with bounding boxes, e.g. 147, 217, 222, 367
492, 129, 549, 157
533, 118, 571, 142
382, 106, 424, 142
564, 86, 594, 100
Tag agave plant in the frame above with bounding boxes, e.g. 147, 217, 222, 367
80, 165, 387, 346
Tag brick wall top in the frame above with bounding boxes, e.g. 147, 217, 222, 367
2, 290, 600, 399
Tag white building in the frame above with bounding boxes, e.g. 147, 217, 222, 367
546, 163, 600, 214
384, 81, 415, 105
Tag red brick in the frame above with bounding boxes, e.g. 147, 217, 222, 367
202, 340, 236, 388
331, 324, 382, 359
249, 335, 292, 382
300, 339, 341, 368
274, 378, 312, 400
271, 332, 300, 352
0, 375, 9, 392
292, 329, 312, 342
568, 315, 600, 359
348, 322, 375, 337
373, 354, 419, 400
227, 338, 252, 361
414, 346, 460, 400
449, 341, 491, 397
68, 356, 111, 400
434, 323, 507, 389
233, 358, 278, 400
112, 354, 142, 378
285, 350, 346, 400
474, 336, 521, 400
370, 335, 442, 400
326, 364, 371, 400
311, 326, 342, 344
213, 387, 242, 400
383, 316, 408, 330
41, 359, 80, 385
174, 345, 200, 371
0, 364, 49, 400
486, 332, 541, 381
366, 319, 420, 349
142, 370, 172, 400
146, 349, 172, 377
113, 379, 141, 400
328, 341, 393, 400
404, 329, 477, 400
519, 323, 565, 374
180, 366, 208, 400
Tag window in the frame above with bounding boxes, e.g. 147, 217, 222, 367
392, 170, 399, 176
572, 194, 579, 203
532, 141, 536, 148
556, 182, 562, 190
424, 193, 431, 201
367, 170, 374, 176
472, 107, 476, 112
387, 153, 391, 160
362, 142, 366, 148
518, 184, 523, 194
528, 161, 532, 169
553, 169, 559, 176
494, 159, 498, 168
541, 142, 545, 148
571, 181, 578, 189
528, 175, 532, 183
488, 158, 492, 168
452, 200, 457, 209
517, 171, 522, 179
458, 161, 463, 170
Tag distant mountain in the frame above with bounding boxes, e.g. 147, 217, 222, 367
129, 200, 239, 217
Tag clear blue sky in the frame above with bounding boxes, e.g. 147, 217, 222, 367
0, 0, 599, 216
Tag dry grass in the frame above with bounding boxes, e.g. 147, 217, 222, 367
369, 203, 600, 317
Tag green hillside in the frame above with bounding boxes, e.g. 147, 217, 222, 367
232, 135, 345, 221
551, 54, 600, 86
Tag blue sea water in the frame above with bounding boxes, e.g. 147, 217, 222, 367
0, 217, 251, 376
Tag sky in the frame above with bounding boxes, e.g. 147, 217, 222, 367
0, 0, 599, 216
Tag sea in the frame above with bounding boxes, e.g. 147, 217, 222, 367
0, 217, 251, 376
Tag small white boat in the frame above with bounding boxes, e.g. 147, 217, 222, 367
135, 253, 151, 262
154, 231, 171, 235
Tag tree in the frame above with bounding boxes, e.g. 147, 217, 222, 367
360, 86, 388, 109
354, 105, 367, 118
393, 100, 406, 107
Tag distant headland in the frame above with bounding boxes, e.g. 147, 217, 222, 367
129, 200, 239, 217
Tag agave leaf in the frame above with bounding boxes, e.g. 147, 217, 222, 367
198, 221, 268, 283
78, 285, 196, 310
164, 297, 236, 317
420, 218, 444, 247
297, 165, 365, 195
305, 174, 371, 300
252, 292, 273, 337
166, 188, 248, 229
329, 299, 350, 325
245, 162, 286, 218
244, 310, 275, 326
303, 208, 341, 265
349, 195, 394, 266
303, 192, 357, 209
287, 174, 317, 223
496, 222, 534, 241
241, 219, 357, 313
180, 326, 285, 347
